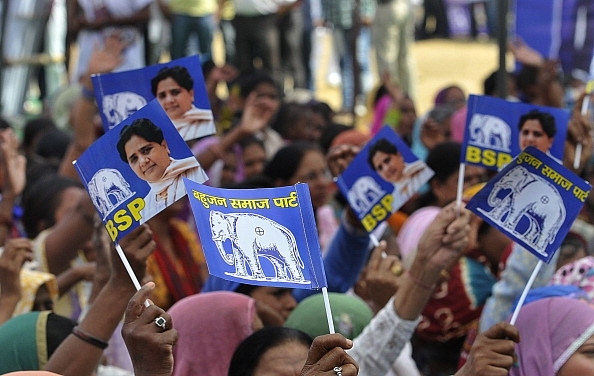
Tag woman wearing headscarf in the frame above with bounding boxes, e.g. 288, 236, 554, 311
511, 297, 594, 375
167, 291, 262, 376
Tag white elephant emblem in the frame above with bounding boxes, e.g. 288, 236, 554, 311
88, 168, 135, 219
209, 211, 309, 283
469, 114, 512, 152
478, 166, 566, 253
347, 176, 385, 213
102, 92, 147, 128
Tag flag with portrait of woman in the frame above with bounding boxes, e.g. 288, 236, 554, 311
461, 95, 569, 171
335, 126, 434, 233
92, 55, 216, 142
73, 99, 208, 243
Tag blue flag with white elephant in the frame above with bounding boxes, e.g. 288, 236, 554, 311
461, 95, 568, 171
184, 180, 328, 290
466, 146, 591, 263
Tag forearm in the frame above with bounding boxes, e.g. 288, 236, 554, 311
56, 267, 85, 296
393, 262, 438, 320
45, 280, 135, 376
348, 297, 420, 376
0, 191, 16, 246
0, 294, 20, 325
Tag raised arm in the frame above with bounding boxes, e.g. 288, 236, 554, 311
45, 225, 155, 376
349, 203, 471, 375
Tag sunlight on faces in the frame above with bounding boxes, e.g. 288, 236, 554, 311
252, 341, 310, 376
124, 135, 171, 183
519, 119, 554, 152
371, 150, 406, 183
155, 77, 194, 121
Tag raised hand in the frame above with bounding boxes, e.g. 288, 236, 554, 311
455, 322, 519, 376
301, 334, 359, 376
122, 282, 178, 376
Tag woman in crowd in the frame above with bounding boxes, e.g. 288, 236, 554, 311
263, 141, 339, 251
511, 297, 594, 375
167, 291, 261, 376
21, 174, 97, 320
228, 327, 314, 376
0, 311, 76, 373
396, 142, 493, 375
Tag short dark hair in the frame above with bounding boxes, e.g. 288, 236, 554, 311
518, 109, 557, 138
367, 138, 399, 170
116, 118, 164, 162
150, 65, 194, 96
228, 327, 313, 376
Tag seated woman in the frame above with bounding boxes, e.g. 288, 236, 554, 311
167, 291, 262, 376
21, 174, 97, 320
228, 327, 314, 376
511, 297, 594, 375
0, 311, 76, 374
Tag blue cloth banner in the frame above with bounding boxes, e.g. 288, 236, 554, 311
184, 180, 328, 290
466, 146, 591, 263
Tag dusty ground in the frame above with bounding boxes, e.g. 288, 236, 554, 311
311, 36, 501, 128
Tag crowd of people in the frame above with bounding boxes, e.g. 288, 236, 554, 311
2, 1, 594, 376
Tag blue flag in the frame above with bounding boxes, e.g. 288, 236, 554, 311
92, 55, 216, 142
73, 100, 208, 242
335, 126, 434, 232
461, 95, 568, 170
466, 146, 591, 263
184, 180, 328, 290
515, 0, 594, 79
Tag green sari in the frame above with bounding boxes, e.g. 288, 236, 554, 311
0, 311, 76, 373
